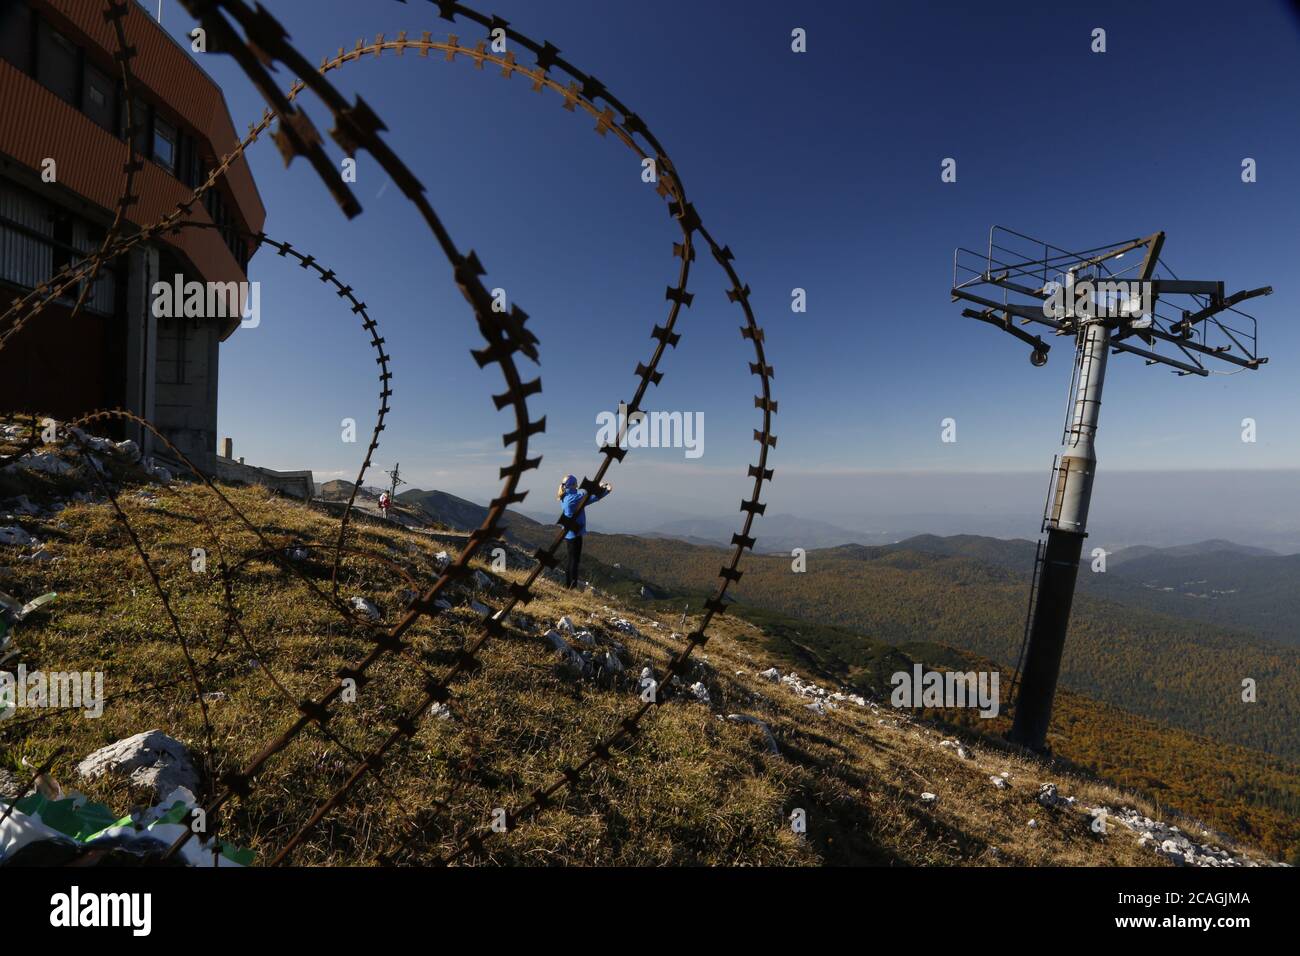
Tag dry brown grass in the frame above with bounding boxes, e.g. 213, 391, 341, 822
0, 460, 1191, 866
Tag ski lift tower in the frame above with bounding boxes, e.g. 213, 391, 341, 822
951, 227, 1271, 753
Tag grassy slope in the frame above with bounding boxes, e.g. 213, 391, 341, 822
497, 530, 1300, 858
0, 466, 1217, 866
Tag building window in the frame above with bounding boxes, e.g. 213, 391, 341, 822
36, 19, 78, 105
48, 212, 72, 276
0, 0, 34, 75
82, 61, 117, 134
153, 116, 177, 172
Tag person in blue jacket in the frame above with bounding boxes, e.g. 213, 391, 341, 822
556, 474, 612, 589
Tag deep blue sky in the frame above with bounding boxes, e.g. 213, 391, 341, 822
151, 0, 1300, 531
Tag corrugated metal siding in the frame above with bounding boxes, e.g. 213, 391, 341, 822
0, 180, 115, 313
37, 0, 264, 233
0, 59, 248, 288
0, 182, 53, 289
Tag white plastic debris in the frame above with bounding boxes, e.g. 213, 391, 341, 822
920, 792, 937, 804
0, 804, 70, 861
349, 596, 381, 620
989, 776, 1007, 789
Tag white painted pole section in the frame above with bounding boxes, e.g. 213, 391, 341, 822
1054, 318, 1109, 533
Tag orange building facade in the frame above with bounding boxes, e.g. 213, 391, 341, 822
0, 0, 265, 468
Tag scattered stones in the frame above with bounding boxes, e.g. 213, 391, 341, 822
0, 526, 34, 547
989, 776, 1008, 790
687, 681, 711, 705
1100, 805, 1277, 868
608, 617, 640, 637
1037, 783, 1075, 809
140, 458, 172, 483
9, 452, 74, 477
757, 667, 781, 682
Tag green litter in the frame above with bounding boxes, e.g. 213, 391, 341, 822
12, 791, 253, 865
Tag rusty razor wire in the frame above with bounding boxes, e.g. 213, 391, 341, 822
0, 0, 776, 866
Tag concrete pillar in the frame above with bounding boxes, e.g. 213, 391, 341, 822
123, 243, 159, 456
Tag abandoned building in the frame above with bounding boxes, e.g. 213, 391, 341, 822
0, 0, 264, 472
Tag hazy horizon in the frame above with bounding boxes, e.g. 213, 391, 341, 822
330, 465, 1300, 556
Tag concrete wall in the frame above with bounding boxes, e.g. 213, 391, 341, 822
153, 312, 219, 471
211, 454, 314, 501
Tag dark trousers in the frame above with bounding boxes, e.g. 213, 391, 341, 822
565, 535, 583, 589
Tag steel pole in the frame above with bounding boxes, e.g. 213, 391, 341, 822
1008, 313, 1109, 751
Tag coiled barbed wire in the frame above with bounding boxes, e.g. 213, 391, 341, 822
1, 0, 776, 866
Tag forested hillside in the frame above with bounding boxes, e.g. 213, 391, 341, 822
549, 532, 1300, 761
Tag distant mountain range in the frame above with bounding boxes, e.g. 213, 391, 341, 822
394, 487, 547, 538
318, 481, 1300, 651
644, 514, 899, 553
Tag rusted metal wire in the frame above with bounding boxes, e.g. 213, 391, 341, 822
1, 0, 775, 867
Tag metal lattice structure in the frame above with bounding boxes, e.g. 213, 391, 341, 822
952, 226, 1271, 752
